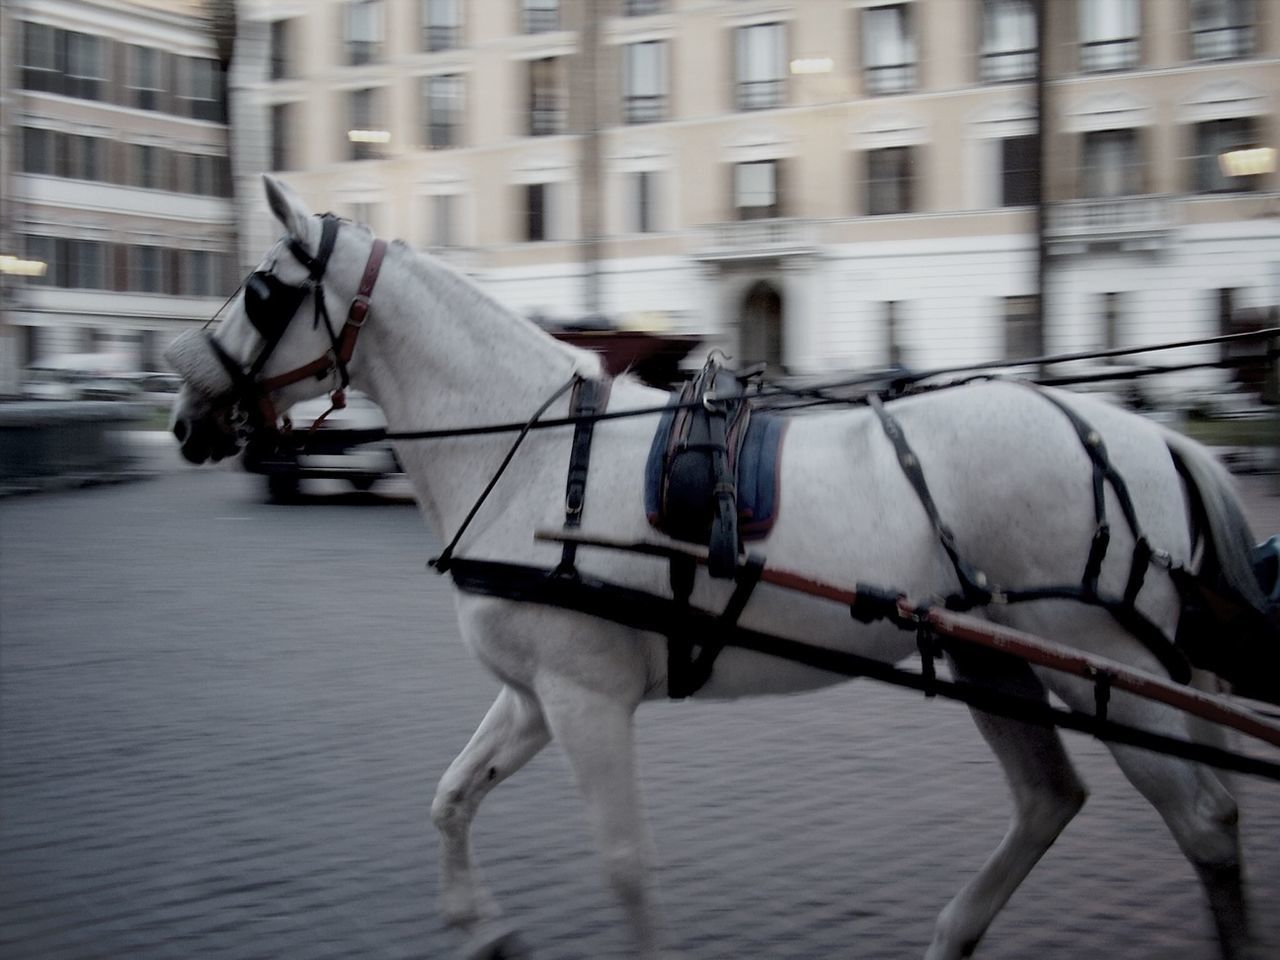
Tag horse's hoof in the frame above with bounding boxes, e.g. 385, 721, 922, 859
464, 922, 532, 960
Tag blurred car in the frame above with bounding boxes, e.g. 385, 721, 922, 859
242, 391, 400, 501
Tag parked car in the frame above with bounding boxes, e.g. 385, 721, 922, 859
242, 391, 399, 501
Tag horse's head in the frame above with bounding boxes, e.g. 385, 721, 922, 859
167, 175, 385, 464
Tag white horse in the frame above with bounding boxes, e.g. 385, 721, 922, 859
168, 175, 1272, 959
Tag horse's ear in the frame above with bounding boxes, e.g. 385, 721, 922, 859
262, 174, 312, 242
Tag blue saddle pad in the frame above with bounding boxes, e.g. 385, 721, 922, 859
643, 400, 787, 543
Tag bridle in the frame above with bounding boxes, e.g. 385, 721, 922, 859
205, 213, 387, 432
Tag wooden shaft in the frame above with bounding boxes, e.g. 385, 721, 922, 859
534, 528, 1280, 750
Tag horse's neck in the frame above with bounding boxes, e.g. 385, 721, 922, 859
354, 245, 597, 537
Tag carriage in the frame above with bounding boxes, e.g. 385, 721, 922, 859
165, 175, 1280, 960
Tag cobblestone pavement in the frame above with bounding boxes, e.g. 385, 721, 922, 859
2, 455, 1278, 960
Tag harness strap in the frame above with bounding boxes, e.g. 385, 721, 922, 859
867, 394, 993, 608
261, 235, 387, 395
555, 378, 612, 577
430, 376, 580, 574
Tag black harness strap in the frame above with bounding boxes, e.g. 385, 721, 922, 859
868, 389, 1191, 684
668, 554, 766, 698
867, 394, 993, 608
556, 378, 611, 577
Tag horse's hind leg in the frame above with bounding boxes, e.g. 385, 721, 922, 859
1094, 720, 1251, 958
926, 657, 1088, 960
432, 685, 551, 930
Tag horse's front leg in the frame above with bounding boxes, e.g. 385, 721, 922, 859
538, 679, 664, 959
432, 685, 550, 930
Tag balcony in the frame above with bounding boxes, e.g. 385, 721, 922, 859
694, 218, 817, 262
1045, 195, 1172, 254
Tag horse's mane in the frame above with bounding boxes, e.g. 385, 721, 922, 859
388, 238, 606, 380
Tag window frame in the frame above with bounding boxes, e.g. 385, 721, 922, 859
865, 145, 916, 216
979, 0, 1037, 83
1078, 0, 1140, 73
735, 22, 786, 111
1191, 116, 1263, 193
1081, 127, 1144, 198
733, 159, 782, 221
528, 57, 565, 136
423, 0, 462, 51
345, 0, 384, 66
1189, 0, 1255, 61
624, 40, 668, 124
522, 0, 559, 35
422, 74, 464, 148
861, 3, 917, 95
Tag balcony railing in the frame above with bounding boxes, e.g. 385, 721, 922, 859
1045, 195, 1172, 253
695, 218, 816, 261
424, 25, 460, 52
522, 8, 559, 33
1079, 37, 1137, 72
735, 79, 783, 111
1192, 25, 1253, 61
980, 48, 1036, 82
864, 62, 916, 95
624, 0, 663, 14
624, 94, 666, 124
529, 104, 564, 136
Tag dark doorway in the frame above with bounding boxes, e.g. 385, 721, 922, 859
739, 280, 783, 370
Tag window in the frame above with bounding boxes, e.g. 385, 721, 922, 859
130, 46, 162, 109
346, 0, 383, 65
1079, 0, 1139, 72
348, 88, 386, 160
522, 0, 559, 34
1082, 128, 1142, 197
865, 146, 915, 215
885, 301, 904, 367
1192, 117, 1262, 193
525, 182, 555, 241
625, 0, 663, 14
624, 41, 667, 123
61, 135, 101, 181
734, 160, 781, 220
271, 103, 293, 170
25, 236, 56, 286
735, 23, 785, 110
1190, 0, 1254, 60
1000, 135, 1038, 206
1102, 291, 1124, 351
135, 144, 159, 189
184, 250, 217, 297
21, 128, 55, 175
862, 4, 916, 95
980, 0, 1037, 82
269, 20, 292, 80
1003, 294, 1040, 360
190, 155, 224, 196
632, 171, 659, 233
132, 246, 164, 293
423, 0, 461, 51
428, 194, 458, 247
528, 58, 564, 136
422, 74, 463, 148
65, 31, 105, 100
183, 58, 223, 121
21, 22, 58, 92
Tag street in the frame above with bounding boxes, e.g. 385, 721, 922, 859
2, 450, 1278, 960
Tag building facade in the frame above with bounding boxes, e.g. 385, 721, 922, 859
239, 1, 1276, 388
0, 0, 235, 394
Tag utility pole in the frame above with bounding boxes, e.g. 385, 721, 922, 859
1034, 0, 1050, 373
577, 1, 603, 319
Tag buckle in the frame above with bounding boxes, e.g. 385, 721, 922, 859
348, 293, 372, 327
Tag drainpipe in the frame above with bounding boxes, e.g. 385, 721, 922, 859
1034, 0, 1049, 374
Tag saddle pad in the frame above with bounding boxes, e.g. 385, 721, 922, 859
643, 399, 787, 543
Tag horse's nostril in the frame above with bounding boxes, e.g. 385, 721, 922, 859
173, 420, 189, 443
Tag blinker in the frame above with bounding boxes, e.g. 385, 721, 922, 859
244, 270, 308, 338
